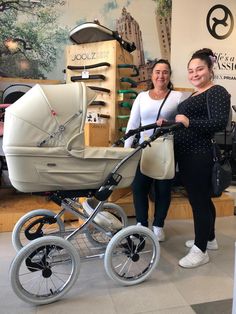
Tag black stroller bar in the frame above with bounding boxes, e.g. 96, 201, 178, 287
71, 74, 106, 82
90, 101, 106, 106
114, 121, 183, 146
88, 86, 111, 94
96, 122, 183, 200
67, 62, 111, 70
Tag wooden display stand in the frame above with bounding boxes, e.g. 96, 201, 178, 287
66, 40, 135, 145
66, 40, 137, 204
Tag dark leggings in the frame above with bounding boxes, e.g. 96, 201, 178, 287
177, 152, 216, 252
131, 164, 172, 227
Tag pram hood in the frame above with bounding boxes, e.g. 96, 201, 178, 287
3, 82, 96, 151
3, 82, 140, 192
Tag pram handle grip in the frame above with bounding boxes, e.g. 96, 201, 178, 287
152, 121, 183, 139
113, 121, 183, 146
138, 122, 183, 149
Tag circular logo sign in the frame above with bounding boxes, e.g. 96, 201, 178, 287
206, 4, 234, 40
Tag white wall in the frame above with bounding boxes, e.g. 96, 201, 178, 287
171, 0, 236, 114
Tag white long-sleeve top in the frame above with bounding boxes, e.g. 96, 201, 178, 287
124, 90, 185, 148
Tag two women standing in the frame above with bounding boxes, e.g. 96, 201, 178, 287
125, 48, 231, 269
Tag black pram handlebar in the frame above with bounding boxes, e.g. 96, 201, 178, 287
96, 122, 183, 200
114, 121, 183, 146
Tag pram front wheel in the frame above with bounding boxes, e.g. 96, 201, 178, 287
10, 236, 80, 305
12, 209, 65, 251
104, 225, 160, 286
86, 202, 128, 246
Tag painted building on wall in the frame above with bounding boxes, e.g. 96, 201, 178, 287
116, 7, 159, 87
156, 14, 171, 60
116, 7, 145, 67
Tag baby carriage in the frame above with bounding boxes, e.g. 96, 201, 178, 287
3, 82, 180, 305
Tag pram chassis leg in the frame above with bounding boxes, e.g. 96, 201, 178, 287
65, 199, 106, 241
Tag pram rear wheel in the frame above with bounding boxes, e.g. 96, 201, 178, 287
10, 236, 80, 305
12, 209, 65, 251
86, 203, 128, 246
104, 225, 160, 286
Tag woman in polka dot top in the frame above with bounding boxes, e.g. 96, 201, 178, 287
175, 48, 231, 269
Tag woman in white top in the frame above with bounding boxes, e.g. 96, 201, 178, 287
125, 59, 184, 241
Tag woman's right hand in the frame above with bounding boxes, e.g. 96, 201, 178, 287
156, 118, 167, 126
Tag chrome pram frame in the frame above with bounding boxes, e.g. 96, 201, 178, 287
9, 122, 181, 306
3, 81, 181, 305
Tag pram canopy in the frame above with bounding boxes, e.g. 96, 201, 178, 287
3, 82, 140, 192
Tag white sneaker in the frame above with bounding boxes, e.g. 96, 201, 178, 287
136, 222, 142, 226
153, 226, 165, 241
179, 245, 209, 268
185, 239, 218, 250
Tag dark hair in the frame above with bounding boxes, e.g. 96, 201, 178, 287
188, 48, 215, 70
150, 59, 173, 90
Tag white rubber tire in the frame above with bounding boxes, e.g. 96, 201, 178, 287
10, 236, 80, 305
104, 225, 160, 286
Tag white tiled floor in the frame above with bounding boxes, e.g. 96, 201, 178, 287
0, 216, 235, 314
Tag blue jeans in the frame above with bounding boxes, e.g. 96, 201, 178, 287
131, 164, 172, 227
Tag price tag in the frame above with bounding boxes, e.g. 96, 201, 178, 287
82, 70, 89, 79
117, 93, 124, 101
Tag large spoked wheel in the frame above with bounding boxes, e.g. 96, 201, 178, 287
86, 203, 128, 246
12, 209, 65, 252
104, 225, 160, 286
10, 236, 80, 305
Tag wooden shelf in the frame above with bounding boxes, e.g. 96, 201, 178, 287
0, 77, 61, 85
0, 188, 234, 232
112, 191, 235, 220
150, 192, 234, 220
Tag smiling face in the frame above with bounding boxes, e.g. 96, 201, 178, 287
151, 62, 171, 90
187, 58, 213, 90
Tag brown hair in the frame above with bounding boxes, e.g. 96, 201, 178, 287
150, 59, 173, 90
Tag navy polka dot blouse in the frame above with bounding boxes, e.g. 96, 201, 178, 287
174, 85, 231, 155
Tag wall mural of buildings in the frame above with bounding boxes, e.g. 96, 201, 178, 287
0, 0, 172, 82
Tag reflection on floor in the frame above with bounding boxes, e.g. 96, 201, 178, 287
0, 216, 235, 314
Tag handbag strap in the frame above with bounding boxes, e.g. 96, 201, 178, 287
152, 89, 171, 134
155, 89, 172, 120
206, 90, 220, 161
206, 89, 230, 154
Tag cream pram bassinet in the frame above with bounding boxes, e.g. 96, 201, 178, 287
3, 82, 140, 193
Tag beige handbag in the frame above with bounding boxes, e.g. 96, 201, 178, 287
140, 134, 175, 179
140, 89, 175, 180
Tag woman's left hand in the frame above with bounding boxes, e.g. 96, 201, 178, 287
175, 114, 189, 128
